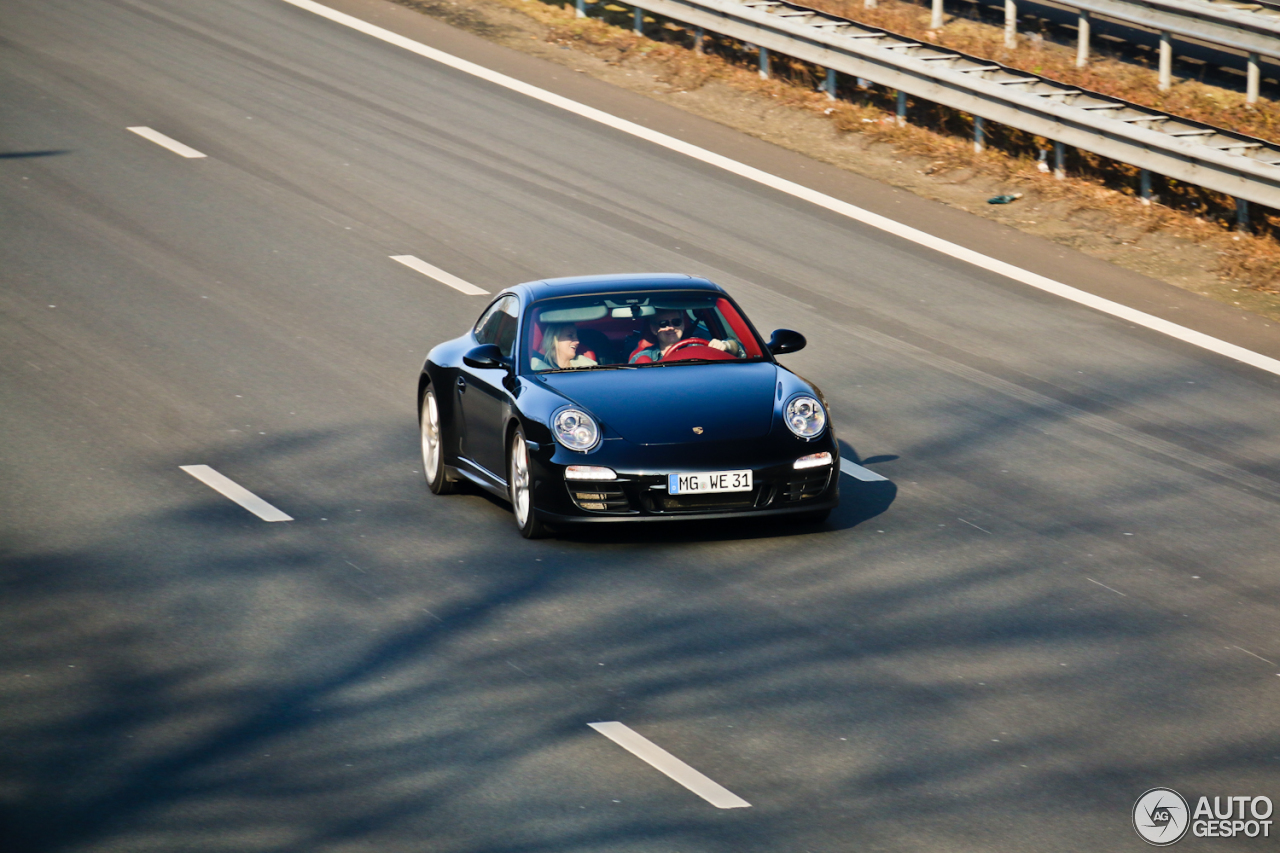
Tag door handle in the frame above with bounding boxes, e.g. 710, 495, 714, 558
456, 376, 467, 393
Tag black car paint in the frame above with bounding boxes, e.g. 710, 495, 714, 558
419, 275, 839, 523
536, 362, 779, 444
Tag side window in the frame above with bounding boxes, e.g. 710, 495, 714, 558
495, 301, 518, 358
473, 295, 519, 357
476, 294, 514, 343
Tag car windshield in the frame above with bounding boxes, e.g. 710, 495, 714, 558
523, 291, 769, 372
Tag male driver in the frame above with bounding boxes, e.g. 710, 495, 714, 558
630, 310, 741, 362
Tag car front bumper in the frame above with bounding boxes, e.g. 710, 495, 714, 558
525, 433, 839, 523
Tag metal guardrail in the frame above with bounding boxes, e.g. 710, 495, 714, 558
1063, 0, 1280, 59
607, 0, 1280, 212
983, 0, 1280, 102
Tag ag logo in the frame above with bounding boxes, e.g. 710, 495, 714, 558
1134, 788, 1190, 845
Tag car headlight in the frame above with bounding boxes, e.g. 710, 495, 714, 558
785, 395, 826, 438
553, 408, 600, 451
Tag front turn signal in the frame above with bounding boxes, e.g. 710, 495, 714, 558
793, 452, 832, 470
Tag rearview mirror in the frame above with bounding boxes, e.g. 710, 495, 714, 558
767, 329, 806, 356
463, 344, 509, 370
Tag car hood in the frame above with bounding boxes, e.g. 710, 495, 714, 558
536, 361, 779, 444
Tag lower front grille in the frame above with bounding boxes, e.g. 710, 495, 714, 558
657, 489, 758, 512
569, 482, 631, 513
784, 469, 831, 501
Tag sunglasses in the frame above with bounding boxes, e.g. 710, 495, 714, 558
651, 317, 684, 329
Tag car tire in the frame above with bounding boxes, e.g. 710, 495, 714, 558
509, 427, 547, 539
421, 388, 456, 495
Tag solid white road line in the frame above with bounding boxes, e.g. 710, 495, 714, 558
840, 458, 889, 482
588, 721, 751, 809
281, 0, 1280, 378
179, 465, 293, 521
127, 126, 207, 158
390, 255, 489, 295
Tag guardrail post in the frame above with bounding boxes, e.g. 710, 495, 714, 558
1248, 53, 1260, 107
634, 5, 643, 34
1159, 31, 1173, 92
576, 0, 585, 19
896, 90, 907, 126
759, 46, 770, 79
931, 0, 944, 31
973, 116, 985, 153
1076, 11, 1090, 69
1140, 169, 1152, 204
1236, 197, 1250, 233
1004, 0, 1017, 49
823, 67, 837, 100
1053, 141, 1065, 179
694, 26, 704, 54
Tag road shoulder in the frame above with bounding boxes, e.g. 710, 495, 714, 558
304, 0, 1280, 363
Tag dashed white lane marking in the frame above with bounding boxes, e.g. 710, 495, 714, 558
127, 127, 207, 158
390, 255, 489, 295
1232, 645, 1277, 666
180, 465, 293, 521
1086, 577, 1127, 597
281, 0, 1280, 379
588, 722, 751, 809
840, 458, 889, 482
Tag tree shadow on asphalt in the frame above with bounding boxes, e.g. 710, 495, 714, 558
0, 150, 71, 159
2, 396, 1279, 853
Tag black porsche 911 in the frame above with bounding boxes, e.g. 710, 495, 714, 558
417, 274, 838, 538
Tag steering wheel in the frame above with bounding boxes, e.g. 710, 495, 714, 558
660, 337, 735, 362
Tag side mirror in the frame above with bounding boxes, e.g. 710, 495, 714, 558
463, 344, 509, 370
767, 329, 806, 356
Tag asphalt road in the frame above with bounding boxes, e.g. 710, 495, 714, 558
3, 0, 1280, 850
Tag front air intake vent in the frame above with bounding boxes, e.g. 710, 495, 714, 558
784, 470, 830, 501
569, 482, 630, 513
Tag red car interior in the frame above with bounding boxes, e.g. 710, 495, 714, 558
529, 298, 762, 367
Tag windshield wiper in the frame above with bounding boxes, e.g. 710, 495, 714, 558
654, 358, 749, 366
538, 364, 637, 373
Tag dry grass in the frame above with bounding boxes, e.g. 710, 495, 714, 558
409, 0, 1280, 297
805, 0, 1280, 142
768, 0, 1280, 290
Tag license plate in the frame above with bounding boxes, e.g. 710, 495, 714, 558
668, 470, 753, 495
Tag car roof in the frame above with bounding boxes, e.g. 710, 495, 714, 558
503, 274, 727, 303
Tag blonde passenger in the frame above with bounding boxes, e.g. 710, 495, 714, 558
532, 322, 598, 370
